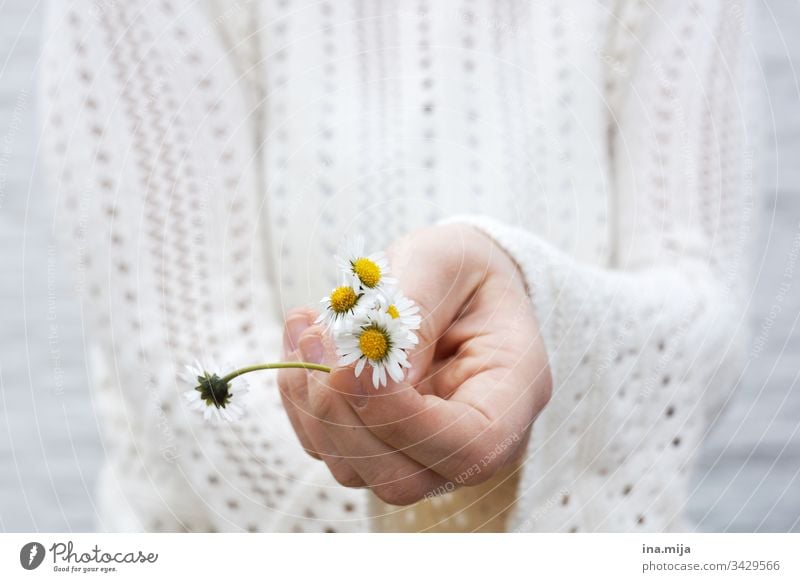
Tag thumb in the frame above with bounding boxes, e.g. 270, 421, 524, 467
387, 225, 488, 386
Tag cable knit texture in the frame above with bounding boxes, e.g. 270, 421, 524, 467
40, 0, 752, 532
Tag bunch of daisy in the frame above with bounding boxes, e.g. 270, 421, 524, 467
317, 236, 421, 388
184, 236, 421, 423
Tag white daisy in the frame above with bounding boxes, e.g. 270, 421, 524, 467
183, 359, 249, 424
315, 283, 369, 331
376, 286, 422, 334
335, 311, 418, 388
335, 235, 394, 291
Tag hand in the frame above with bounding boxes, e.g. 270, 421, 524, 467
277, 223, 552, 505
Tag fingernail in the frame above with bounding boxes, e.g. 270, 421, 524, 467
298, 335, 323, 365
286, 314, 310, 351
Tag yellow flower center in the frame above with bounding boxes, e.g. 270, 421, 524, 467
352, 257, 381, 288
329, 286, 358, 313
387, 305, 400, 319
359, 327, 389, 361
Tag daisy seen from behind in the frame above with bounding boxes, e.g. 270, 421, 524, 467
183, 359, 249, 424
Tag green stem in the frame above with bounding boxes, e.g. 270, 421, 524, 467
221, 362, 331, 383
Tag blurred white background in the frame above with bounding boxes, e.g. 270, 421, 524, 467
1, 0, 798, 532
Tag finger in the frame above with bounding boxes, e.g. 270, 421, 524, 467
308, 366, 449, 505
282, 308, 317, 356
278, 311, 329, 460
387, 225, 490, 385
297, 330, 365, 488
438, 323, 552, 436
276, 349, 321, 459
335, 365, 513, 484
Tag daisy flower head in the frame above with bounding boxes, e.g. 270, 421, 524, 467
183, 359, 249, 424
315, 283, 366, 331
376, 286, 422, 335
336, 310, 418, 389
335, 234, 394, 292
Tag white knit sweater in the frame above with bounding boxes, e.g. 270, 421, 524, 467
40, 0, 753, 532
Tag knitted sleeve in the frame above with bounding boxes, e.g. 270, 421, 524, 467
454, 0, 753, 531
39, 1, 366, 532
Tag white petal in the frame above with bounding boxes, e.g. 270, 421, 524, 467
336, 337, 360, 348
338, 352, 360, 367
355, 358, 366, 376
387, 361, 404, 382
183, 364, 202, 384
394, 336, 416, 350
